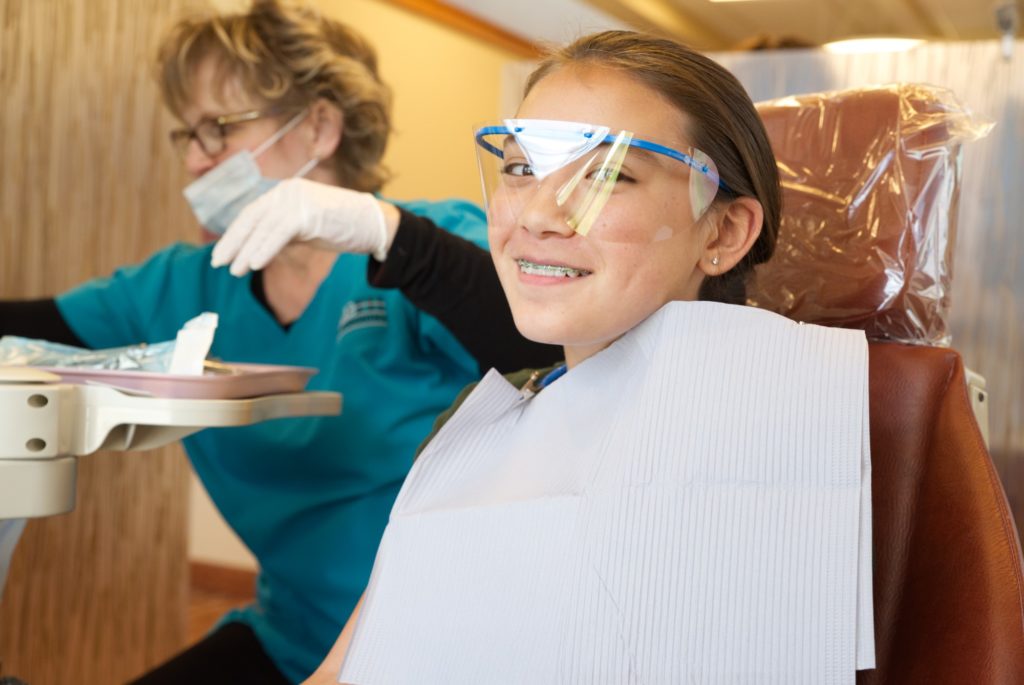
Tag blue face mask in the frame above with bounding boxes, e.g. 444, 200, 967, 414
183, 110, 317, 236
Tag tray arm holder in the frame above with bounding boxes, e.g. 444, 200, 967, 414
0, 366, 341, 596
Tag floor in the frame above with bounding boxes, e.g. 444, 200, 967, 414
187, 579, 254, 643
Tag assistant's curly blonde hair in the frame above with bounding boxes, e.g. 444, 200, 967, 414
157, 0, 391, 192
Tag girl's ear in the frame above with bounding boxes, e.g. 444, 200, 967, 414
698, 196, 763, 275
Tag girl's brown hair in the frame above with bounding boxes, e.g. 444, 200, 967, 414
527, 31, 780, 304
156, 0, 391, 192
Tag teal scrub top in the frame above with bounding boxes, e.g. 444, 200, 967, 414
55, 199, 487, 682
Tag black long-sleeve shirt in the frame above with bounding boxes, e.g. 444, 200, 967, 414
0, 298, 85, 346
369, 209, 560, 373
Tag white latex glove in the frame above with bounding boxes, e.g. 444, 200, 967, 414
211, 178, 391, 277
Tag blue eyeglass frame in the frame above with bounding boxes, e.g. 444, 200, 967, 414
474, 124, 732, 194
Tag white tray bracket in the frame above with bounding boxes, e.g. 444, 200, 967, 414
0, 368, 341, 519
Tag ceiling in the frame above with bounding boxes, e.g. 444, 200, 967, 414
439, 0, 1022, 51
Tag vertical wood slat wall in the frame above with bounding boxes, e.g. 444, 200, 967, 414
1, 1, 195, 682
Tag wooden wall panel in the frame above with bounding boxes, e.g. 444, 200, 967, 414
0, 0, 198, 682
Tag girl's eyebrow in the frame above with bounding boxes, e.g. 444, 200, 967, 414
598, 142, 675, 171
625, 142, 697, 174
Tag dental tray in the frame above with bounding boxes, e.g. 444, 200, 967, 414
36, 363, 318, 399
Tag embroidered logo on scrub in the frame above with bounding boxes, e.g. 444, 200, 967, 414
337, 299, 388, 341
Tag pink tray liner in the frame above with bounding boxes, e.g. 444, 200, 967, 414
38, 363, 317, 399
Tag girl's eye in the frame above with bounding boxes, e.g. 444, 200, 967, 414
588, 167, 634, 184
502, 161, 533, 177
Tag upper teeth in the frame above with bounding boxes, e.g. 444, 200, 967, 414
517, 259, 591, 278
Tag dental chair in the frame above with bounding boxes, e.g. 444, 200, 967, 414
752, 84, 1024, 684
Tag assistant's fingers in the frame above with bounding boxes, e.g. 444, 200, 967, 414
245, 220, 296, 274
211, 192, 273, 269
227, 206, 295, 277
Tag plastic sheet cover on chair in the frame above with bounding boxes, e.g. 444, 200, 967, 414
750, 84, 992, 346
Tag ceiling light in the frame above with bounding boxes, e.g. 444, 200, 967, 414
823, 37, 925, 54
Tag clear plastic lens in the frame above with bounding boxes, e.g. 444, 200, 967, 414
475, 119, 721, 244
688, 149, 721, 221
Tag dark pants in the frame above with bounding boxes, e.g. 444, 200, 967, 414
127, 622, 292, 685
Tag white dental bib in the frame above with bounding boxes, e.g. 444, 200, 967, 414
341, 302, 873, 684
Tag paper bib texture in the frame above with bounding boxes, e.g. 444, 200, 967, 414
341, 302, 873, 684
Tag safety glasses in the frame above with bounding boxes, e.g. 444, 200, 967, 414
475, 119, 728, 243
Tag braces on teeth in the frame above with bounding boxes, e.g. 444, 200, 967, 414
517, 259, 591, 278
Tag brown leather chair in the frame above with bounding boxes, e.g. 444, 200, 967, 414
754, 85, 1024, 684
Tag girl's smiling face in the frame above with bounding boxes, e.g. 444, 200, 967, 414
488, 64, 722, 367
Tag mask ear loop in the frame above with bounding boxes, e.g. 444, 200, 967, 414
251, 108, 310, 158
253, 108, 320, 179
561, 130, 633, 237
293, 157, 320, 178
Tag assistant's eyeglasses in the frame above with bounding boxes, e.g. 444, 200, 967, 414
168, 109, 283, 158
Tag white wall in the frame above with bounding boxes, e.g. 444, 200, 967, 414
189, 472, 256, 569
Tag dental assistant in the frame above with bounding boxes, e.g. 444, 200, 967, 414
0, 2, 557, 683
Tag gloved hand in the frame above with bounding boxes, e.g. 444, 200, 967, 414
210, 178, 394, 277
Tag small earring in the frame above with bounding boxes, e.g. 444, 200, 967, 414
710, 255, 720, 266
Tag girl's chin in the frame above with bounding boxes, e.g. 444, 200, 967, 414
513, 326, 566, 348
511, 315, 602, 350
509, 315, 569, 348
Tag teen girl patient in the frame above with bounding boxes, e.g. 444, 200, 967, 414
304, 30, 873, 685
